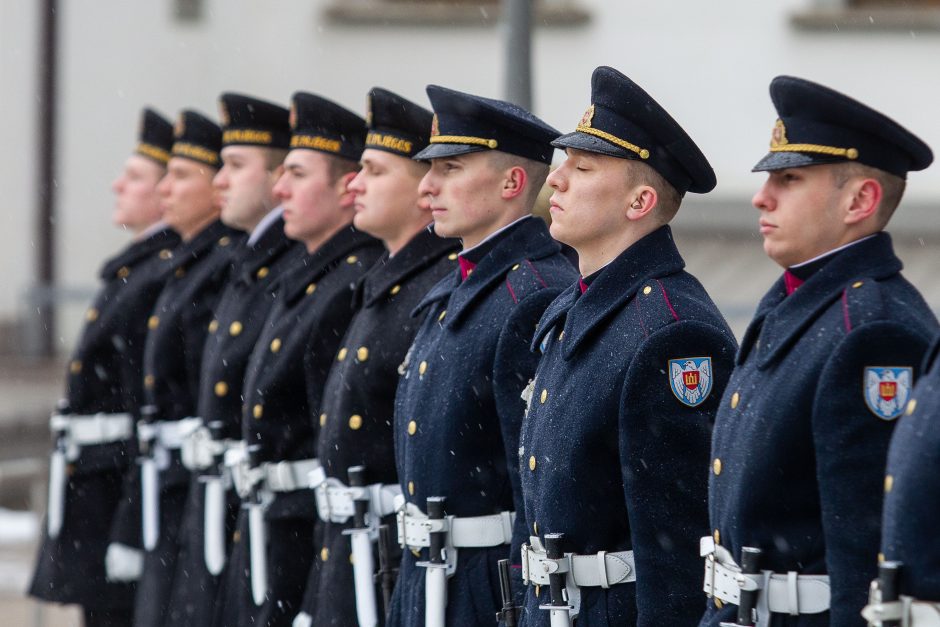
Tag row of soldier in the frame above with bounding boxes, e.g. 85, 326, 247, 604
26, 65, 940, 627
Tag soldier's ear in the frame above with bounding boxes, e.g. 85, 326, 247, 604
337, 171, 359, 209
500, 166, 528, 200
844, 178, 882, 225
625, 186, 657, 222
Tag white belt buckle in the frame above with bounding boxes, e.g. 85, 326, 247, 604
521, 543, 531, 585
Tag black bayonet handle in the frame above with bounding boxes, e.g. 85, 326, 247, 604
495, 558, 520, 626
375, 524, 398, 616
737, 547, 762, 627
545, 533, 567, 608
880, 561, 902, 627
427, 496, 446, 565
349, 465, 369, 530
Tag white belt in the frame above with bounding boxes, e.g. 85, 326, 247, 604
701, 536, 830, 616
394, 496, 514, 550
308, 466, 401, 524
138, 417, 203, 450
50, 413, 133, 452
260, 457, 321, 493
521, 536, 635, 588
863, 597, 940, 627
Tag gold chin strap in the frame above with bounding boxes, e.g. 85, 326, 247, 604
575, 125, 649, 160
429, 135, 498, 150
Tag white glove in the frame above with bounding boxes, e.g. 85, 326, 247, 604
105, 542, 143, 582
292, 612, 313, 627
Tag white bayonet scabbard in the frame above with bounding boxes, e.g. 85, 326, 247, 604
141, 457, 159, 551
203, 476, 226, 575
47, 450, 66, 539
248, 503, 268, 606
349, 529, 379, 627
424, 565, 447, 627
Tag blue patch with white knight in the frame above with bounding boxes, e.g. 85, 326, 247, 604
864, 366, 912, 420
668, 357, 713, 407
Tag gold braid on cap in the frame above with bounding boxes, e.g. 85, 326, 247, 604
576, 125, 650, 159
769, 119, 858, 160
429, 135, 498, 149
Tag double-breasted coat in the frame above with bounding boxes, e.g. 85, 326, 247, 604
297, 228, 459, 626
215, 225, 383, 627
29, 226, 180, 611
519, 225, 737, 627
163, 215, 304, 627
702, 233, 938, 627
129, 219, 243, 627
388, 217, 577, 627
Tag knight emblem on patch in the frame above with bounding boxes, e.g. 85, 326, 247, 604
668, 357, 713, 407
864, 366, 912, 420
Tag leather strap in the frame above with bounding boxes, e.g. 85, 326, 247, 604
394, 500, 515, 549
521, 537, 636, 588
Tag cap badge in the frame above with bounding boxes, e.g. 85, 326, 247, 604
364, 96, 373, 127
218, 101, 230, 127
579, 104, 595, 129
289, 102, 297, 131
174, 114, 186, 139
770, 119, 788, 149
668, 357, 713, 407
430, 114, 440, 137
864, 366, 912, 420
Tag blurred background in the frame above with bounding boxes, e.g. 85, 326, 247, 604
1, 0, 939, 623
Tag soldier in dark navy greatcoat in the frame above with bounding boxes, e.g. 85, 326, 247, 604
123, 110, 243, 627
517, 66, 738, 627
387, 85, 577, 627
702, 77, 938, 627
29, 108, 179, 627
214, 91, 383, 627
291, 87, 459, 627
163, 93, 304, 627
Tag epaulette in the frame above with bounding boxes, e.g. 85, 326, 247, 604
632, 278, 682, 338
504, 256, 566, 305
840, 277, 886, 332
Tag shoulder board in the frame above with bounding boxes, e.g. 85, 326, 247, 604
633, 278, 681, 337
841, 277, 886, 332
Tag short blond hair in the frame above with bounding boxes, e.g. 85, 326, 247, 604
831, 161, 906, 227
627, 160, 683, 224
487, 151, 551, 209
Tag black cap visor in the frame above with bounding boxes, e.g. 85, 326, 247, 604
552, 130, 637, 160
752, 150, 847, 173
413, 142, 489, 161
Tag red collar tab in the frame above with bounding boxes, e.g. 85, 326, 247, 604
458, 256, 476, 281
784, 270, 805, 296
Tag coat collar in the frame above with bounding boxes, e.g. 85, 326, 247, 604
412, 216, 561, 325
99, 226, 179, 279
233, 217, 298, 285
281, 225, 378, 304
743, 232, 902, 368
167, 220, 240, 274
532, 225, 685, 360
356, 228, 459, 309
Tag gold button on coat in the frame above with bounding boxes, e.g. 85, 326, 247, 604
730, 392, 740, 409
540, 389, 548, 404
713, 529, 720, 544
408, 481, 415, 495
253, 404, 263, 419
713, 458, 722, 475
349, 414, 363, 430
533, 521, 538, 534
906, 399, 917, 415
148, 315, 159, 330
319, 413, 327, 427
306, 283, 316, 295
270, 338, 281, 353
144, 375, 155, 388
320, 547, 329, 561
346, 255, 358, 264
159, 249, 172, 260
407, 420, 417, 436
448, 253, 458, 261
418, 361, 427, 376
529, 456, 536, 471
229, 321, 243, 336
642, 285, 652, 295
69, 360, 82, 374
438, 310, 447, 322
256, 266, 269, 279
117, 266, 130, 279
512, 263, 520, 271
337, 347, 348, 361
86, 308, 99, 322
357, 347, 369, 362
214, 381, 228, 397
218, 236, 231, 246
852, 281, 864, 289
884, 475, 894, 493
390, 285, 401, 296
208, 319, 219, 333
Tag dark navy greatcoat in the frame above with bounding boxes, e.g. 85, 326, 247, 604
881, 333, 940, 600
388, 217, 577, 627
216, 225, 383, 627
520, 225, 737, 627
702, 233, 938, 627
164, 215, 304, 627
130, 219, 243, 627
298, 228, 459, 626
29, 226, 179, 612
